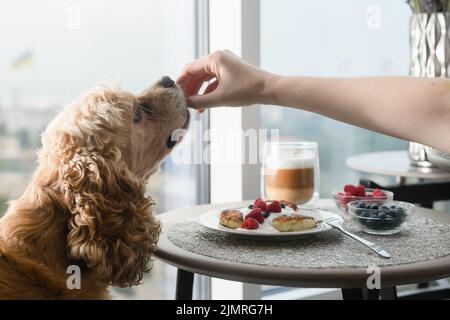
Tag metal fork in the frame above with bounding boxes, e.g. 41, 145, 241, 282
320, 217, 391, 259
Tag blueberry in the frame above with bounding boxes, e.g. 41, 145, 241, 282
370, 204, 379, 210
380, 206, 389, 212
390, 205, 397, 210
372, 220, 387, 230
248, 205, 254, 209
397, 207, 405, 216
389, 208, 399, 217
361, 211, 371, 218
365, 219, 379, 229
355, 208, 363, 215
378, 212, 387, 219
280, 203, 286, 209
262, 211, 270, 218
385, 218, 403, 229
370, 211, 379, 218
357, 202, 366, 209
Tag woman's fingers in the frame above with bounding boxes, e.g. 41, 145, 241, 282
187, 79, 221, 109
177, 55, 216, 86
180, 50, 257, 110
196, 80, 220, 113
204, 79, 219, 95
182, 73, 216, 98
178, 72, 206, 92
177, 56, 218, 105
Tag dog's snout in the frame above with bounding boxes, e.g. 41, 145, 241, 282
160, 76, 176, 88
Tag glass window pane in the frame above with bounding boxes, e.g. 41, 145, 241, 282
0, 0, 198, 299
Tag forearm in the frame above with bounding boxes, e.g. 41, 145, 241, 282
263, 76, 450, 152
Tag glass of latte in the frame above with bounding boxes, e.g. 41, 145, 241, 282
261, 142, 319, 205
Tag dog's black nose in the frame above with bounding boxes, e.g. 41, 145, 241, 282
160, 76, 176, 88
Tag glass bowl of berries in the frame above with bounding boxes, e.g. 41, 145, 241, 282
332, 184, 393, 214
347, 200, 415, 235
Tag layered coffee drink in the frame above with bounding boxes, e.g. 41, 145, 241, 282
262, 142, 318, 205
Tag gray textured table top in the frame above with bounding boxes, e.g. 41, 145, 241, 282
155, 200, 450, 288
168, 217, 450, 269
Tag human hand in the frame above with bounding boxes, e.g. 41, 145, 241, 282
177, 50, 273, 111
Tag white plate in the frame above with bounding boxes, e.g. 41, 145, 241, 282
197, 206, 343, 240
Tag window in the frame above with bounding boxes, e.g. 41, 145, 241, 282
0, 0, 200, 299
260, 0, 409, 199
259, 0, 410, 296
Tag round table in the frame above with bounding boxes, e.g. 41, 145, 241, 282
346, 150, 450, 182
155, 199, 450, 300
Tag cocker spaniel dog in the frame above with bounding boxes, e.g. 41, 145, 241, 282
0, 76, 189, 299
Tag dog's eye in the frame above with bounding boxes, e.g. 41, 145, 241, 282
166, 135, 177, 149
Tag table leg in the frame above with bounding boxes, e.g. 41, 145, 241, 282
380, 287, 397, 300
341, 288, 382, 300
341, 288, 364, 300
176, 268, 194, 300
366, 289, 380, 300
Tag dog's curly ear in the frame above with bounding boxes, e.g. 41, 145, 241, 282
61, 149, 160, 287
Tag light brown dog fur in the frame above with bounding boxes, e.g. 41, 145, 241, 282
0, 78, 189, 299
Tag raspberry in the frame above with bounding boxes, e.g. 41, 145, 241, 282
372, 188, 385, 198
267, 200, 282, 213
241, 218, 259, 230
246, 208, 264, 223
338, 191, 351, 196
254, 198, 263, 205
339, 191, 353, 205
254, 199, 267, 211
338, 191, 352, 198
354, 185, 366, 197
344, 184, 357, 195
